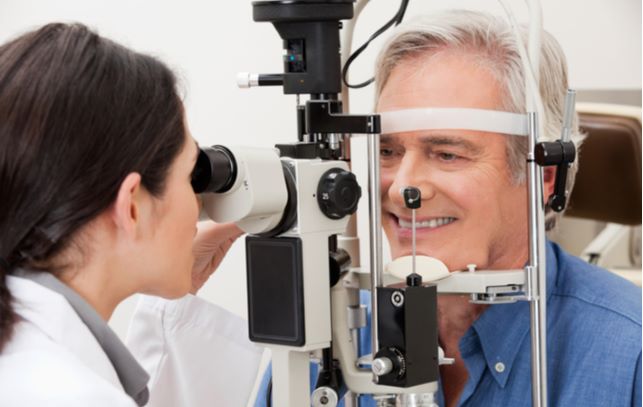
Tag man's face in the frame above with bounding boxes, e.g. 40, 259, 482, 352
377, 50, 529, 272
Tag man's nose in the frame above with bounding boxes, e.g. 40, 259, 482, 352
388, 152, 435, 207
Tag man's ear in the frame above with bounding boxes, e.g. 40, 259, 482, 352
112, 172, 143, 238
543, 167, 556, 200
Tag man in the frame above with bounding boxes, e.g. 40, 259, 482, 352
255, 9, 641, 406
373, 9, 640, 406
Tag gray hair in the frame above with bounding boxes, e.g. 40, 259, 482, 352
374, 9, 583, 229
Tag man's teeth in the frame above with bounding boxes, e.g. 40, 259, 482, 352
398, 217, 456, 229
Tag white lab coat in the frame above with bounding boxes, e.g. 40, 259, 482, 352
126, 293, 264, 407
0, 276, 263, 407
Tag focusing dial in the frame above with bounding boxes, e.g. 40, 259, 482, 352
317, 168, 361, 219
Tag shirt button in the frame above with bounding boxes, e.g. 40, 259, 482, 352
495, 362, 506, 373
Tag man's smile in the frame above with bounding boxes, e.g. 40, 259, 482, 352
386, 212, 459, 239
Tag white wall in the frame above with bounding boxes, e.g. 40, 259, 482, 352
1, 0, 640, 339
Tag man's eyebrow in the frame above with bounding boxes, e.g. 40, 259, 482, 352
380, 133, 482, 154
419, 135, 482, 154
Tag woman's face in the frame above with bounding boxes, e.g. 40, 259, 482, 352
140, 128, 200, 298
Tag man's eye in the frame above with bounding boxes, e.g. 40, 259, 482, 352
438, 152, 459, 161
380, 148, 394, 157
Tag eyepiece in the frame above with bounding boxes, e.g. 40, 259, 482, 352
191, 145, 237, 194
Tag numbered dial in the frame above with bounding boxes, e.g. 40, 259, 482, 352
317, 168, 361, 219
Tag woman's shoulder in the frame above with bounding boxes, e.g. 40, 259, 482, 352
0, 320, 136, 406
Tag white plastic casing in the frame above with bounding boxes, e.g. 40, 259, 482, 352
201, 146, 288, 234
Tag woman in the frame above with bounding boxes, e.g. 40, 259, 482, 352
0, 23, 257, 406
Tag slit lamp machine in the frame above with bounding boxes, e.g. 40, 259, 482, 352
190, 1, 577, 405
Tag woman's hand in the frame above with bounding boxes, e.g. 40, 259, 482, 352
190, 221, 244, 294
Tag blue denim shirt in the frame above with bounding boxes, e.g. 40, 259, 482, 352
255, 241, 642, 406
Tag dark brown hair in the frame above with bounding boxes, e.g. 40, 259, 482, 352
0, 23, 185, 351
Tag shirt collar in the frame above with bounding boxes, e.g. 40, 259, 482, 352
460, 241, 559, 388
11, 269, 150, 406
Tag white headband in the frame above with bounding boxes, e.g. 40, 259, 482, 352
380, 108, 528, 136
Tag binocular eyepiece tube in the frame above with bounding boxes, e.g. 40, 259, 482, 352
191, 145, 237, 194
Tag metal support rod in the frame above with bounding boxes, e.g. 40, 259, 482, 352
345, 326, 361, 407
346, 287, 362, 407
367, 133, 383, 362
348, 329, 361, 407
561, 89, 576, 143
271, 348, 311, 406
412, 209, 416, 275
339, 25, 361, 403
526, 112, 548, 407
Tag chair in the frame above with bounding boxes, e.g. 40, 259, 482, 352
555, 103, 641, 285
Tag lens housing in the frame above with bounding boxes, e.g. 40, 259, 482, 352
191, 145, 237, 193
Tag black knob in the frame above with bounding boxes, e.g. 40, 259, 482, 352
406, 272, 422, 287
402, 187, 421, 209
317, 168, 361, 219
373, 347, 407, 380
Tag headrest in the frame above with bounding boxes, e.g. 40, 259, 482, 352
565, 103, 641, 225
